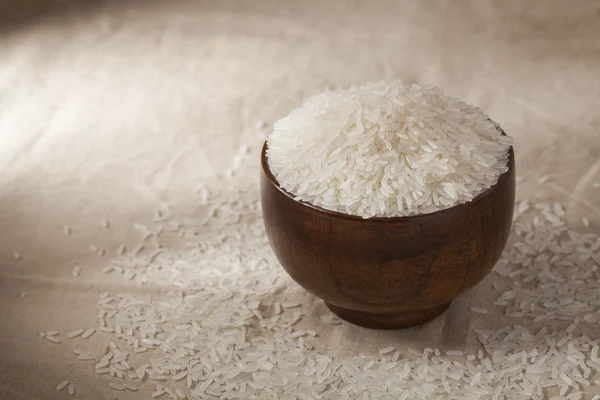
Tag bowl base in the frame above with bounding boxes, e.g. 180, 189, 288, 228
325, 302, 451, 329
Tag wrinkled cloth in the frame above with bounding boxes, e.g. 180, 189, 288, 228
0, 1, 599, 398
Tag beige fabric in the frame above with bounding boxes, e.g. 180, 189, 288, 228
0, 0, 599, 398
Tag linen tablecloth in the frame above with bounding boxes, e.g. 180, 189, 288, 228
1, 1, 599, 398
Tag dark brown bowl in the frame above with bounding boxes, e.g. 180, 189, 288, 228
260, 142, 515, 329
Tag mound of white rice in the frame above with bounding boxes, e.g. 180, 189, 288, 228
266, 81, 514, 218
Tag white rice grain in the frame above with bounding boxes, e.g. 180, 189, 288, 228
538, 175, 551, 184
77, 352, 95, 360
469, 307, 488, 315
582, 217, 590, 227
123, 382, 138, 391
45, 335, 61, 344
72, 265, 82, 277
67, 328, 83, 338
107, 382, 125, 391
81, 328, 95, 339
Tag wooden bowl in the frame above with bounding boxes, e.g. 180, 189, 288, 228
260, 142, 515, 329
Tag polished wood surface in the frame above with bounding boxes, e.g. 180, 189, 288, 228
261, 142, 515, 329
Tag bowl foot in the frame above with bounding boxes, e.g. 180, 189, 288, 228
325, 302, 451, 329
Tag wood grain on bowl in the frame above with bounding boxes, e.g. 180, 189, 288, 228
260, 142, 515, 329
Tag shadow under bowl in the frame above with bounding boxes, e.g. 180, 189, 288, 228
260, 142, 515, 329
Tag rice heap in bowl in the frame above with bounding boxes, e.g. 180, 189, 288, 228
266, 81, 514, 218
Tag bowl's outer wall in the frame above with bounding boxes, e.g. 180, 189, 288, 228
261, 149, 515, 314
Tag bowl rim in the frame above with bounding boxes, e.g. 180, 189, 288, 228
261, 137, 514, 222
